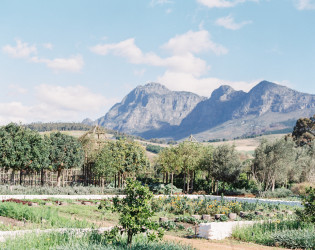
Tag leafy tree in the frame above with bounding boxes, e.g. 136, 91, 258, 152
252, 138, 296, 191
93, 139, 149, 187
176, 141, 203, 193
155, 146, 182, 193
48, 132, 84, 186
112, 179, 162, 245
212, 144, 242, 191
0, 123, 50, 184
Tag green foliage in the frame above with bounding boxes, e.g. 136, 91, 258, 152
0, 123, 50, 173
0, 184, 123, 195
0, 201, 90, 228
252, 138, 297, 191
112, 179, 161, 245
48, 132, 84, 186
146, 144, 163, 154
150, 183, 182, 195
212, 144, 242, 185
25, 122, 93, 132
232, 220, 315, 249
0, 231, 192, 250
296, 187, 315, 223
258, 188, 293, 198
93, 140, 149, 185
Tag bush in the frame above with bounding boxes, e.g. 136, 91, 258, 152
291, 182, 315, 195
258, 188, 293, 198
296, 187, 315, 223
150, 183, 182, 195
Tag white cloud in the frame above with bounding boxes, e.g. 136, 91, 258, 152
197, 0, 258, 8
90, 30, 226, 77
43, 43, 53, 50
2, 39, 37, 58
0, 84, 118, 125
162, 30, 228, 55
35, 84, 110, 112
31, 55, 84, 72
215, 15, 252, 30
158, 71, 259, 96
295, 0, 315, 10
3, 40, 83, 73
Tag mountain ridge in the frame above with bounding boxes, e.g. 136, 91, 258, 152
85, 81, 315, 140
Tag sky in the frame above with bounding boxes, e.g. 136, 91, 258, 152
1, 0, 315, 124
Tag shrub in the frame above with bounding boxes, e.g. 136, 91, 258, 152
258, 188, 293, 198
296, 187, 315, 223
291, 182, 315, 195
112, 179, 162, 245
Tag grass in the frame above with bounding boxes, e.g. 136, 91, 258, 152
0, 231, 193, 250
0, 201, 92, 229
232, 220, 315, 249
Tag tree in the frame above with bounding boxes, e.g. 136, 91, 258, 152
155, 146, 182, 193
252, 138, 296, 191
0, 123, 50, 184
199, 145, 215, 192
93, 139, 149, 187
176, 141, 203, 193
48, 132, 84, 186
112, 179, 161, 245
212, 144, 242, 191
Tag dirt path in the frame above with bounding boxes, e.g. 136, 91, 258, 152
164, 234, 283, 250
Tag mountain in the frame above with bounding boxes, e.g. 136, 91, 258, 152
96, 82, 205, 135
95, 81, 315, 141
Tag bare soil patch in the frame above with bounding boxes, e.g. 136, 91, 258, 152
0, 216, 25, 227
164, 234, 284, 250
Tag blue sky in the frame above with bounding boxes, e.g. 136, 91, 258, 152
1, 0, 315, 124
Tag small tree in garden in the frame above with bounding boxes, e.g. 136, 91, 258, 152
112, 179, 162, 245
48, 132, 84, 186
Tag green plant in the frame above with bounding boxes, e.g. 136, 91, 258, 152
112, 179, 161, 245
296, 187, 315, 223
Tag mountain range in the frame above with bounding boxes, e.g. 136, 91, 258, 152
84, 81, 315, 141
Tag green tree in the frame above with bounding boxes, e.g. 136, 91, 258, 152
212, 144, 242, 191
155, 146, 182, 193
0, 123, 50, 184
48, 132, 84, 186
93, 139, 149, 188
252, 138, 296, 191
112, 179, 161, 245
176, 141, 203, 193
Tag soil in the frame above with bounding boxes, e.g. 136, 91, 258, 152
164, 234, 284, 250
0, 216, 25, 227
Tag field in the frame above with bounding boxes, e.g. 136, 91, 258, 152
0, 195, 313, 249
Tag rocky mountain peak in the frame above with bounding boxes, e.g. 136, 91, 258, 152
135, 82, 170, 95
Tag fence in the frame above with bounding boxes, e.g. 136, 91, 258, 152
0, 168, 106, 187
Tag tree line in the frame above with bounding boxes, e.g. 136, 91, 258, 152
0, 123, 84, 186
1, 115, 314, 193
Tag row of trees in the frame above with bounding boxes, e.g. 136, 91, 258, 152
0, 123, 84, 186
252, 138, 314, 191
156, 142, 242, 193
